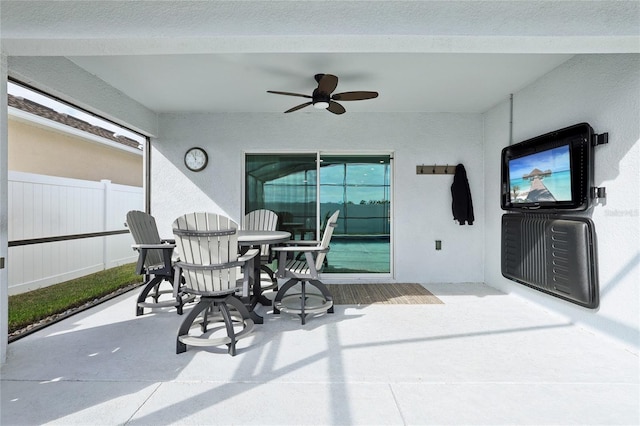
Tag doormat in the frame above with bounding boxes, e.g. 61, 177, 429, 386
325, 283, 443, 305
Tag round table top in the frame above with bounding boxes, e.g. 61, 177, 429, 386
237, 230, 291, 246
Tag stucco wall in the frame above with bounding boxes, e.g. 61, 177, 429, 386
151, 112, 485, 284
483, 54, 640, 352
7, 57, 158, 137
8, 118, 142, 187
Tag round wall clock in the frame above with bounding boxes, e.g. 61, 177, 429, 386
184, 147, 208, 172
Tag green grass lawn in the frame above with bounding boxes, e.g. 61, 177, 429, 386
8, 263, 141, 334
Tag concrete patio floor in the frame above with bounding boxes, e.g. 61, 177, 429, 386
1, 282, 638, 425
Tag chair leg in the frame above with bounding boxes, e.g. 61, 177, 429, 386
176, 298, 213, 354
225, 295, 254, 320
260, 264, 278, 291
175, 274, 194, 316
136, 276, 163, 316
273, 278, 333, 324
202, 305, 210, 333
219, 302, 237, 356
273, 278, 298, 315
309, 279, 334, 314
176, 294, 184, 315
300, 281, 306, 325
152, 282, 161, 303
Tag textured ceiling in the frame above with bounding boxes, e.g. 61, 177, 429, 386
66, 53, 574, 114
2, 1, 638, 114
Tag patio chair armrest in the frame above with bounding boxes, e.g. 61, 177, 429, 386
132, 243, 176, 250
272, 245, 327, 252
175, 259, 244, 271
283, 240, 320, 246
133, 244, 175, 275
238, 248, 259, 263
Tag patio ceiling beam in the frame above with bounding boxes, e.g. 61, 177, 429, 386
1, 1, 638, 56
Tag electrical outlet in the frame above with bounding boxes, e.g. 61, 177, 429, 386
435, 240, 442, 250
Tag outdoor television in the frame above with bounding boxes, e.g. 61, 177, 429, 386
501, 123, 594, 212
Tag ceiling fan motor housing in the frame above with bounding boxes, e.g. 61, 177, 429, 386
312, 88, 330, 108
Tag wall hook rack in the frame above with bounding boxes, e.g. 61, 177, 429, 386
417, 164, 456, 175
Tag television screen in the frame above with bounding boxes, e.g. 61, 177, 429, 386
508, 145, 572, 204
501, 123, 594, 212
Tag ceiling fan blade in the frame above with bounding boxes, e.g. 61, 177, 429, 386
327, 101, 346, 115
332, 91, 379, 101
284, 102, 313, 113
317, 74, 339, 94
267, 90, 312, 99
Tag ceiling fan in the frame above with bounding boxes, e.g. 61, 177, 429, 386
267, 73, 378, 115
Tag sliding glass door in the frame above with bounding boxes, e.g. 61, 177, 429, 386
245, 152, 392, 274
318, 155, 391, 273
245, 153, 318, 238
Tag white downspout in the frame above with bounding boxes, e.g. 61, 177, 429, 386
509, 93, 514, 145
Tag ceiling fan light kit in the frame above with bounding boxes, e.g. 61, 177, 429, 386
267, 73, 378, 115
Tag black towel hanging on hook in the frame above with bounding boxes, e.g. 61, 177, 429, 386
451, 164, 474, 225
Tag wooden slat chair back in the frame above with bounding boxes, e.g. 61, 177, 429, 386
314, 210, 339, 272
277, 210, 340, 279
126, 210, 191, 316
272, 210, 340, 324
172, 212, 257, 355
244, 209, 279, 289
173, 212, 240, 295
244, 209, 278, 257
127, 210, 166, 272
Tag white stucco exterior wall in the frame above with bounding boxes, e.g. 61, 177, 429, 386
483, 54, 640, 352
7, 57, 158, 138
152, 112, 485, 284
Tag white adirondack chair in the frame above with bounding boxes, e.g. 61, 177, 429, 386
126, 210, 193, 316
172, 212, 258, 355
272, 210, 340, 324
244, 209, 279, 289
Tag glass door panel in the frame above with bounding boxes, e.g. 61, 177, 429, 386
319, 155, 391, 273
245, 153, 317, 239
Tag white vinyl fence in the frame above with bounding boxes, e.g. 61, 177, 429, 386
8, 171, 143, 295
